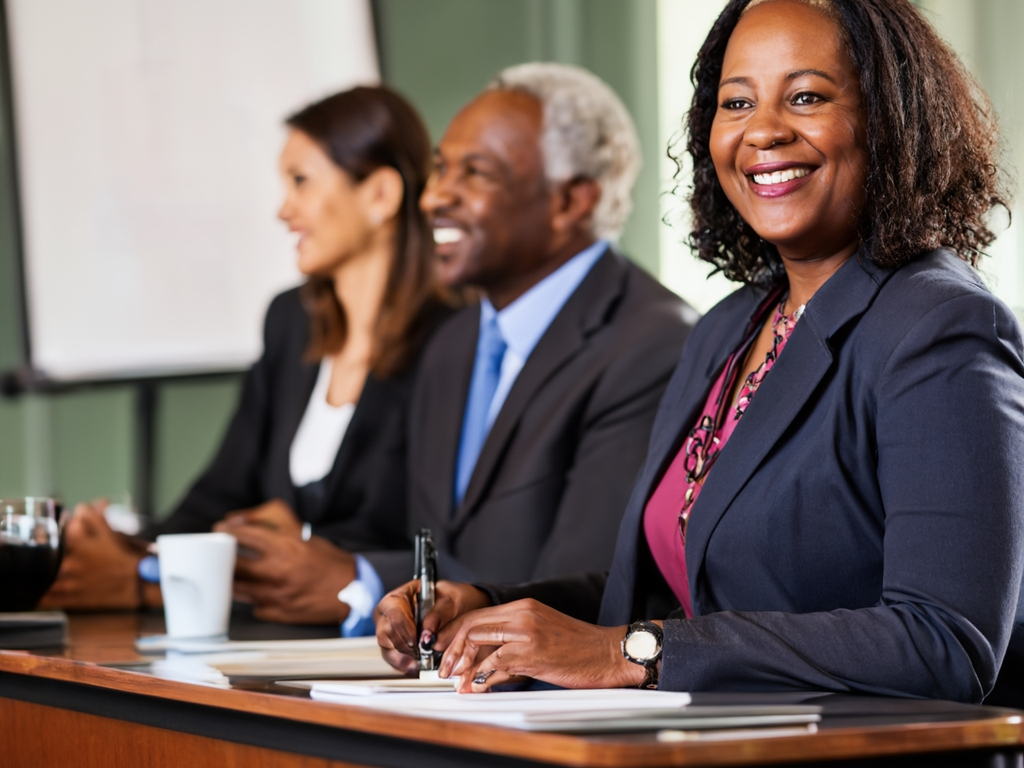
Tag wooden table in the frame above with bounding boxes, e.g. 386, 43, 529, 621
0, 612, 1022, 768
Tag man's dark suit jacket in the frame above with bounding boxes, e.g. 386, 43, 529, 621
144, 287, 442, 554
489, 250, 1024, 706
363, 248, 696, 590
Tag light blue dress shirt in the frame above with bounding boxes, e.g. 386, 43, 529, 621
341, 554, 385, 637
341, 240, 609, 636
476, 239, 608, 431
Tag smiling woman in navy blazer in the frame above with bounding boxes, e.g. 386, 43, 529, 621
375, 0, 1024, 706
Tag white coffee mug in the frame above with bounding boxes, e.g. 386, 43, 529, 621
156, 532, 237, 638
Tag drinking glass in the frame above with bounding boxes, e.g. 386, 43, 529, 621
0, 497, 63, 611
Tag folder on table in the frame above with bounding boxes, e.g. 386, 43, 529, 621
0, 611, 68, 649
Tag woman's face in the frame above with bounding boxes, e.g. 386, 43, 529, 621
277, 129, 375, 277
710, 0, 868, 263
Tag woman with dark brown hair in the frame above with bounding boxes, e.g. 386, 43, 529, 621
45, 86, 452, 631
377, 0, 1024, 704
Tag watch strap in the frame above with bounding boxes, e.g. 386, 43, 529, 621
638, 661, 659, 690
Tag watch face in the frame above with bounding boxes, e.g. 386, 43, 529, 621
624, 629, 660, 662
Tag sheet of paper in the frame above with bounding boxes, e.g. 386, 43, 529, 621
148, 655, 231, 688
301, 678, 456, 695
135, 635, 380, 654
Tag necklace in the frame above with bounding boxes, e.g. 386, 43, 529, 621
677, 295, 804, 532
733, 300, 804, 420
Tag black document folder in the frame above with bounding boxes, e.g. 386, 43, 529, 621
0, 611, 68, 649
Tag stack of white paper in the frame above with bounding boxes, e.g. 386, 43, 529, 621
135, 635, 401, 680
306, 685, 822, 733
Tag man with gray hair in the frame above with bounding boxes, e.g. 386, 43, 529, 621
360, 63, 696, 596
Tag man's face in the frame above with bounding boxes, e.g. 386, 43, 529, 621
421, 90, 555, 297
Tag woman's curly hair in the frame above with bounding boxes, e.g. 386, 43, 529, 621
684, 0, 1010, 288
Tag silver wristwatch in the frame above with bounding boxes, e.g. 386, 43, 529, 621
621, 621, 663, 689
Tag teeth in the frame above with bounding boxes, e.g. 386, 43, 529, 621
433, 227, 463, 245
752, 167, 810, 185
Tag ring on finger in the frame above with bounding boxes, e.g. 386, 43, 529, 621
472, 669, 496, 685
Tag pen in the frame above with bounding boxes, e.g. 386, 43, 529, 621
413, 528, 438, 671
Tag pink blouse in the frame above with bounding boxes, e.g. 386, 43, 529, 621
643, 295, 803, 617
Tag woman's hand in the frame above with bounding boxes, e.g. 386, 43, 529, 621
437, 599, 646, 692
375, 580, 491, 674
227, 524, 356, 624
39, 502, 147, 610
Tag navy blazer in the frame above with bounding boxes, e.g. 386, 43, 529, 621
490, 249, 1024, 705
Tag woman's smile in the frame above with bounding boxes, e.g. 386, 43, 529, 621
746, 162, 816, 197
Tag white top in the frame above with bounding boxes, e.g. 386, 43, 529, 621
289, 358, 356, 487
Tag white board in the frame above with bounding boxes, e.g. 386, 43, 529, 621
6, 0, 379, 381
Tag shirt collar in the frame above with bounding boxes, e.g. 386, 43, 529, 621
480, 240, 608, 361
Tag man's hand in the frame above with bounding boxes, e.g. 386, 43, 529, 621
40, 502, 145, 610
227, 523, 356, 624
375, 580, 491, 674
214, 498, 303, 539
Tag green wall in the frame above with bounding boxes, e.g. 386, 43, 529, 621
0, 379, 241, 516
0, 0, 661, 520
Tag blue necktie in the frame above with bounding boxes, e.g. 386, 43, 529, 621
454, 316, 507, 507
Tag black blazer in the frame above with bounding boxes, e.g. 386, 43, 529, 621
489, 250, 1024, 706
144, 287, 442, 553
364, 248, 697, 590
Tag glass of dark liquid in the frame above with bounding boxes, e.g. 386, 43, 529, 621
0, 497, 63, 612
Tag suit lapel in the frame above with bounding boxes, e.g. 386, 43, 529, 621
318, 371, 384, 515
270, 356, 319, 510
597, 288, 761, 626
451, 249, 626, 529
644, 298, 762, 493
598, 371, 719, 625
684, 254, 893, 608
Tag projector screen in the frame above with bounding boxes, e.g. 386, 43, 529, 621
6, 0, 379, 381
